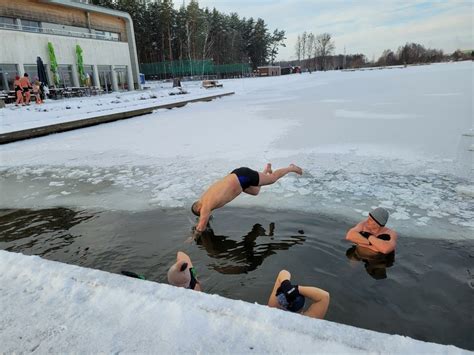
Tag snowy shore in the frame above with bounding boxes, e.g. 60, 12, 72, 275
0, 250, 468, 354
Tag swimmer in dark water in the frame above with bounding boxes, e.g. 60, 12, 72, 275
167, 251, 201, 291
345, 207, 397, 254
191, 163, 303, 234
267, 270, 330, 319
346, 245, 395, 280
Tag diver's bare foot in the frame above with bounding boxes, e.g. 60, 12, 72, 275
290, 164, 303, 175
264, 163, 273, 174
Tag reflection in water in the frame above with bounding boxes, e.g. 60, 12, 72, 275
346, 245, 395, 280
196, 223, 306, 274
0, 208, 94, 255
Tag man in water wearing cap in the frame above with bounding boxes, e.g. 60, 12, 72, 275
345, 207, 397, 254
267, 270, 330, 319
191, 163, 303, 234
167, 251, 202, 291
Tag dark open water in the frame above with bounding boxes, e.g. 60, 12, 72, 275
0, 207, 472, 350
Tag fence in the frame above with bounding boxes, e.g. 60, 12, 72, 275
139, 60, 252, 79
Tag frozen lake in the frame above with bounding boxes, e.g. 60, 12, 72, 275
1, 61, 472, 353
1, 61, 472, 240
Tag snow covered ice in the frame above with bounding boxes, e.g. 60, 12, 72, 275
0, 62, 473, 352
1, 62, 472, 238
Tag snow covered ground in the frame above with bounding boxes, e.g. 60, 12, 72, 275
0, 250, 468, 354
0, 81, 230, 133
1, 61, 472, 239
0, 62, 472, 352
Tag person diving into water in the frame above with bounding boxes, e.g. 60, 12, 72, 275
191, 163, 303, 234
345, 207, 397, 254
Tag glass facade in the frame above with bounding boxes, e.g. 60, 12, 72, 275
83, 65, 95, 87
0, 16, 15, 30
23, 64, 38, 79
98, 65, 112, 92
1, 17, 119, 41
21, 19, 41, 33
0, 64, 19, 91
115, 65, 128, 90
58, 64, 73, 87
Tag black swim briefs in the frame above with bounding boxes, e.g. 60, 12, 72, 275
231, 167, 259, 190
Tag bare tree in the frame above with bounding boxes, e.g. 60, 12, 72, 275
316, 33, 335, 70
295, 35, 302, 64
301, 31, 307, 67
306, 32, 315, 70
377, 49, 397, 66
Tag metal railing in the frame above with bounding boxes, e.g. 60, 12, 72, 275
0, 22, 120, 42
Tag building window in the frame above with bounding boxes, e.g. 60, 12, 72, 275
98, 65, 112, 92
0, 64, 19, 91
23, 64, 38, 79
58, 64, 73, 88
0, 16, 15, 30
83, 65, 95, 87
94, 29, 120, 41
21, 19, 41, 33
115, 65, 128, 90
110, 32, 120, 41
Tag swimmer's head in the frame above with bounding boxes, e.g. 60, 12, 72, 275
191, 201, 201, 216
369, 207, 389, 227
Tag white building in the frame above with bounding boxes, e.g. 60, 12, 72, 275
0, 0, 140, 92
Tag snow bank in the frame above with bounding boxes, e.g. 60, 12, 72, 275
0, 250, 467, 354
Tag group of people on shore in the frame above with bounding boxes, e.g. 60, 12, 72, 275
13, 73, 44, 106
161, 163, 397, 320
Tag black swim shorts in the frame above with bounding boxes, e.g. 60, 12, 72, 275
231, 167, 259, 190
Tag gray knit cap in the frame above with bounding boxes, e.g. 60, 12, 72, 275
369, 207, 389, 226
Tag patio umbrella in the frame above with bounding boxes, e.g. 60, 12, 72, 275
36, 56, 48, 86
37, 56, 48, 99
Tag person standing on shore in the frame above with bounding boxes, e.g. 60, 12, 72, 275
345, 207, 397, 254
32, 80, 43, 104
13, 75, 24, 106
191, 163, 303, 233
19, 73, 32, 105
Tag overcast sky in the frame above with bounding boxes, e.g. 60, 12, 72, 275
180, 0, 472, 61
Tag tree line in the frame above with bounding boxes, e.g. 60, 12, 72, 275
377, 43, 444, 66
90, 0, 286, 69
291, 30, 471, 71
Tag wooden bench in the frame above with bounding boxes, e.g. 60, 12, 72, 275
90, 86, 103, 96
0, 91, 16, 104
202, 80, 223, 88
48, 88, 65, 100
